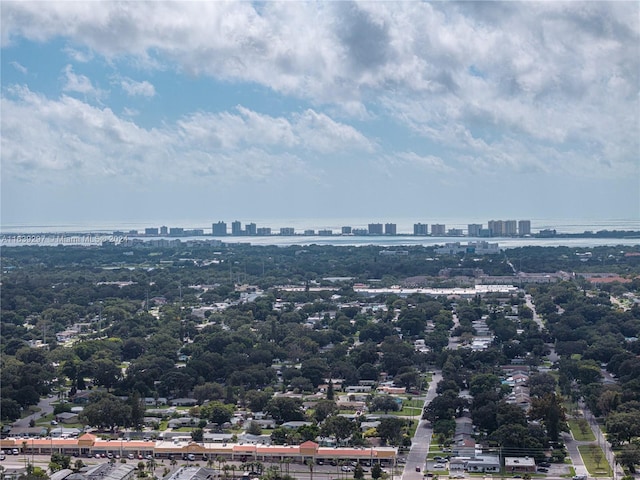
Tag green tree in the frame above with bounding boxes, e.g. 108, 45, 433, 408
321, 415, 355, 445
191, 428, 204, 442
370, 396, 400, 414
528, 393, 567, 441
200, 401, 234, 426
314, 400, 338, 422
377, 417, 406, 446
372, 463, 383, 480
246, 421, 262, 436
617, 444, 640, 473
265, 397, 304, 423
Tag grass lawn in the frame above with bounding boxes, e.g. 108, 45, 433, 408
577, 444, 612, 477
568, 419, 596, 441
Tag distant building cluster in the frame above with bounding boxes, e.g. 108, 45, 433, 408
129, 219, 533, 237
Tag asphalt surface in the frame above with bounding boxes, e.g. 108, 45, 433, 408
12, 396, 57, 429
400, 371, 441, 480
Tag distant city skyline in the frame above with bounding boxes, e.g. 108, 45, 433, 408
1, 2, 638, 225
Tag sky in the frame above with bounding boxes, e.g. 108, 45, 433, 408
1, 1, 639, 230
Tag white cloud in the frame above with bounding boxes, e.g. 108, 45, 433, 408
61, 64, 104, 98
177, 105, 373, 154
120, 77, 155, 97
63, 46, 93, 63
1, 87, 373, 185
1, 1, 638, 179
10, 61, 27, 74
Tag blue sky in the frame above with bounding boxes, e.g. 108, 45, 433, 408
1, 1, 639, 229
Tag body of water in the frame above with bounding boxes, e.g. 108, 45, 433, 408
1, 217, 639, 249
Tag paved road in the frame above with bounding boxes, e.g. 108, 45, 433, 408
401, 371, 441, 480
12, 396, 57, 429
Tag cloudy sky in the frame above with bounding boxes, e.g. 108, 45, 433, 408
1, 1, 639, 230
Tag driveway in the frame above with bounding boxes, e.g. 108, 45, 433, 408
12, 396, 57, 429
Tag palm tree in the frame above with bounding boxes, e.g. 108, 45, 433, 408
230, 464, 236, 480
217, 456, 226, 474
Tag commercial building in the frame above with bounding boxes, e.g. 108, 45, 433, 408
245, 223, 257, 236
144, 228, 159, 236
488, 220, 504, 237
1, 437, 397, 466
160, 226, 168, 235
504, 220, 518, 236
212, 222, 227, 236
280, 227, 295, 236
467, 224, 482, 237
231, 221, 243, 236
169, 228, 184, 236
414, 223, 428, 235
518, 220, 531, 236
256, 227, 271, 236
368, 223, 383, 235
431, 224, 446, 236
318, 230, 333, 236
435, 241, 500, 255
384, 223, 397, 235
341, 226, 352, 235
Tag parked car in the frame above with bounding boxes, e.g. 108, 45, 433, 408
537, 468, 549, 473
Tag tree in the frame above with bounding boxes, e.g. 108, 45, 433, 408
354, 464, 365, 480
371, 463, 382, 480
528, 372, 557, 398
377, 417, 406, 446
618, 444, 640, 473
576, 418, 589, 437
191, 428, 204, 442
79, 393, 131, 430
370, 396, 400, 414
528, 393, 567, 441
265, 397, 304, 423
314, 400, 338, 422
246, 421, 262, 436
589, 444, 603, 470
321, 415, 355, 445
200, 401, 234, 426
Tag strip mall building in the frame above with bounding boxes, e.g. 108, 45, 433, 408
0, 435, 397, 465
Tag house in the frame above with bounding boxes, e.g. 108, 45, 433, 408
7, 427, 47, 438
345, 385, 372, 394
452, 438, 476, 457
505, 457, 536, 473
280, 421, 312, 429
168, 417, 196, 429
466, 455, 500, 473
56, 412, 79, 424
169, 398, 198, 407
